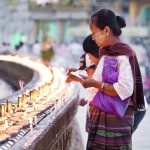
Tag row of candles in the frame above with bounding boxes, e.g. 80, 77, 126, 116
0, 82, 52, 118
0, 55, 74, 142
0, 55, 54, 119
0, 67, 74, 135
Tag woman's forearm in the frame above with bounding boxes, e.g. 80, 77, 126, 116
94, 81, 119, 97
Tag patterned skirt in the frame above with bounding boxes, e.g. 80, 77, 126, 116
86, 104, 134, 150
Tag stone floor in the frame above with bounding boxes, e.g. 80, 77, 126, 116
69, 119, 84, 150
133, 105, 150, 150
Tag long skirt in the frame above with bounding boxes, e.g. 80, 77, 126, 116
86, 104, 134, 150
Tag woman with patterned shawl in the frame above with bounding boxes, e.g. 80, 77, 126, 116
75, 9, 145, 150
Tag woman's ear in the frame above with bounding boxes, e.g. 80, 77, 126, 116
104, 26, 110, 36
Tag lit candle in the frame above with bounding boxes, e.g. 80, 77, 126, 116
23, 94, 28, 104
0, 104, 6, 117
7, 102, 12, 113
18, 96, 22, 107
30, 90, 34, 100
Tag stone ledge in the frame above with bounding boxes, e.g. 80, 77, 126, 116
11, 92, 79, 150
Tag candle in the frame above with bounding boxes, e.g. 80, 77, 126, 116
18, 96, 22, 107
30, 90, 34, 100
22, 94, 28, 104
7, 102, 12, 113
0, 104, 6, 117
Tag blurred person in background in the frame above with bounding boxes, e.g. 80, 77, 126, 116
0, 42, 11, 54
79, 64, 97, 133
16, 41, 28, 56
78, 35, 100, 106
32, 40, 41, 59
41, 35, 55, 66
66, 34, 99, 82
66, 34, 100, 107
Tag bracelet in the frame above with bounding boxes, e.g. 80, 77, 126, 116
101, 82, 105, 91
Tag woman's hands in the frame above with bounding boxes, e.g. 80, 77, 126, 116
66, 68, 78, 75
79, 75, 96, 88
66, 74, 81, 83
65, 68, 97, 89
66, 68, 81, 83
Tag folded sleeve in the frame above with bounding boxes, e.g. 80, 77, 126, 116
113, 56, 134, 100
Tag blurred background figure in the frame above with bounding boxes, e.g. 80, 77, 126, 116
32, 40, 41, 59
41, 35, 55, 65
16, 41, 28, 56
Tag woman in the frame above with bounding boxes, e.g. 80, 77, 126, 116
70, 9, 145, 150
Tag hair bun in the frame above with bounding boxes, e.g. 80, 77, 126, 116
116, 16, 126, 28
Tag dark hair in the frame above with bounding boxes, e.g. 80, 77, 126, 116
82, 34, 100, 58
79, 53, 86, 70
86, 64, 97, 71
91, 9, 126, 36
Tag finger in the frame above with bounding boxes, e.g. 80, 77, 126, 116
65, 76, 73, 83
65, 78, 72, 83
67, 75, 81, 82
67, 68, 77, 74
67, 70, 72, 76
66, 69, 70, 74
67, 73, 76, 78
66, 68, 73, 75
79, 74, 88, 79
67, 73, 73, 77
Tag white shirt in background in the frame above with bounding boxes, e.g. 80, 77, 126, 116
85, 54, 93, 68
